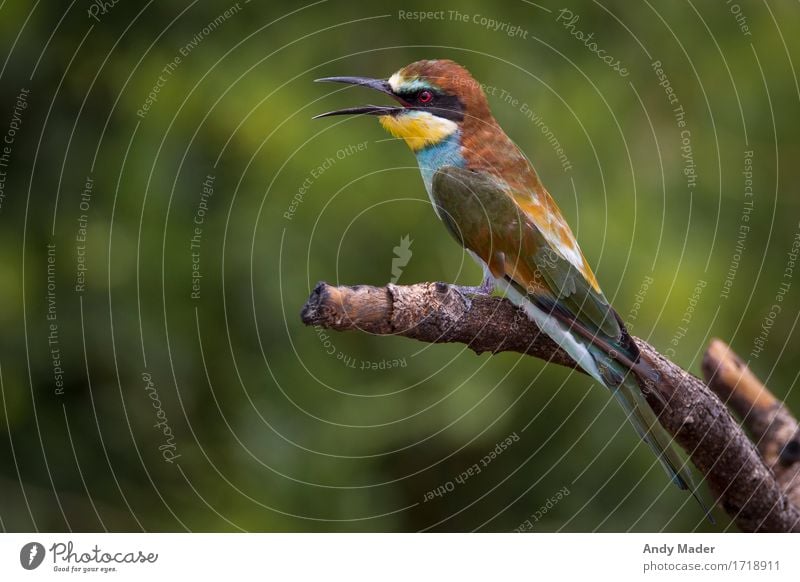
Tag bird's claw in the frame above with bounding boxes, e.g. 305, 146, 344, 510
446, 276, 495, 311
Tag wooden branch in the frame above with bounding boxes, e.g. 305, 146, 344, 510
301, 281, 800, 532
703, 339, 800, 506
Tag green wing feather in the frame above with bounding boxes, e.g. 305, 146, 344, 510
432, 165, 619, 338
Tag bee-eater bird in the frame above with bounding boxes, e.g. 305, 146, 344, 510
315, 59, 708, 518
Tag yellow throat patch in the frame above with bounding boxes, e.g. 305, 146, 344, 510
379, 111, 458, 151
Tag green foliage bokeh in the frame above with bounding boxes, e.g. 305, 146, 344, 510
0, 0, 798, 532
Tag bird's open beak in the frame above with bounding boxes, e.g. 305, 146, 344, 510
313, 76, 406, 119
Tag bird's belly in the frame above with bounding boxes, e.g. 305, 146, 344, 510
489, 265, 604, 384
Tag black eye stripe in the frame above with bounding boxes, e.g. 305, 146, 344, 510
397, 90, 464, 122
424, 94, 464, 122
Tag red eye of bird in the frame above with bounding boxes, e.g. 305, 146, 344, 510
418, 90, 433, 104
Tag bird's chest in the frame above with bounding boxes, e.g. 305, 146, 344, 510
414, 132, 465, 200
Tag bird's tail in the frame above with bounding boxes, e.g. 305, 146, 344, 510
589, 344, 715, 523
499, 282, 713, 521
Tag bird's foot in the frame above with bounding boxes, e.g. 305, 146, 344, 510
454, 276, 495, 296
445, 276, 495, 310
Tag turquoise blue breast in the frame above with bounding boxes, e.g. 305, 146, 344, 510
415, 131, 465, 193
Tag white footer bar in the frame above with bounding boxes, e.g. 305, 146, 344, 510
1, 533, 796, 581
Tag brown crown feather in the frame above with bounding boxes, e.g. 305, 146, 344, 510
400, 59, 492, 121
399, 59, 542, 191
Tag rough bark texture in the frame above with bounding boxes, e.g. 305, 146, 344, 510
301, 281, 800, 532
703, 339, 800, 508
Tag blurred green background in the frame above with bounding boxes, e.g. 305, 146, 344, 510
0, 0, 798, 532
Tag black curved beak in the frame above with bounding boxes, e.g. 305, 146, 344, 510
313, 76, 405, 119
